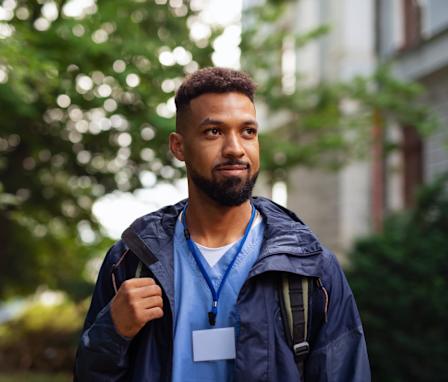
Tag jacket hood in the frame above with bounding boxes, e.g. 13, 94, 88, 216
121, 197, 325, 278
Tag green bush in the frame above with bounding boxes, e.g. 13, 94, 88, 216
347, 174, 448, 382
0, 298, 87, 372
0, 372, 71, 382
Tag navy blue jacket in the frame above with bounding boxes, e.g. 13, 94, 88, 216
74, 197, 370, 381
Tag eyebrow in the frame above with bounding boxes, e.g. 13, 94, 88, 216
198, 117, 259, 128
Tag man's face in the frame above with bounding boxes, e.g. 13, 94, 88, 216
172, 92, 260, 206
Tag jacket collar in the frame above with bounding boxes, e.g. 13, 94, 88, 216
249, 197, 324, 278
122, 197, 324, 279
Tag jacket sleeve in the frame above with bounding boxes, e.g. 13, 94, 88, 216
74, 242, 133, 382
305, 250, 371, 382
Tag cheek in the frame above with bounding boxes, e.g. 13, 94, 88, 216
247, 142, 260, 168
185, 143, 218, 167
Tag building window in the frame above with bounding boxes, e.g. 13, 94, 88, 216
419, 0, 448, 37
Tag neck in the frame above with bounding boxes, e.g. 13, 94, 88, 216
185, 190, 253, 248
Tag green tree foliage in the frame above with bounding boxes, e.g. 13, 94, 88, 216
241, 0, 437, 181
347, 174, 448, 381
0, 0, 214, 298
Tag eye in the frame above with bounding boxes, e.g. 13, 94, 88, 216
242, 127, 258, 138
204, 127, 221, 137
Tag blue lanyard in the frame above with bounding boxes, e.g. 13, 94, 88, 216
181, 204, 256, 326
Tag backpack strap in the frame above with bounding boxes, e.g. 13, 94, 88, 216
281, 274, 310, 380
135, 260, 143, 278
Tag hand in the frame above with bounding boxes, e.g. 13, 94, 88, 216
110, 277, 164, 338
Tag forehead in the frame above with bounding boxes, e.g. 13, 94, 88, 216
188, 92, 256, 119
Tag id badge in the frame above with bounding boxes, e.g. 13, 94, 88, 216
192, 327, 236, 362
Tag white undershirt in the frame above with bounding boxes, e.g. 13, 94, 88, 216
181, 212, 262, 267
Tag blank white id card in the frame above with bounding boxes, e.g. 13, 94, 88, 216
192, 327, 236, 362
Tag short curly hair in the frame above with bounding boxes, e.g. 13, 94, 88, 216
175, 67, 256, 131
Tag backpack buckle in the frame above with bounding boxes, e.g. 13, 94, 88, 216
293, 341, 310, 357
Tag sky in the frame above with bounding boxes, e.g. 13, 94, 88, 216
93, 0, 243, 239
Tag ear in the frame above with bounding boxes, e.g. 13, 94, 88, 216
169, 132, 185, 161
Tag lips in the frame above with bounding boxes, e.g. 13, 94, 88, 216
214, 163, 249, 175
216, 165, 248, 171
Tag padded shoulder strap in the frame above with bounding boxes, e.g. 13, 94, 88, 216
281, 274, 310, 381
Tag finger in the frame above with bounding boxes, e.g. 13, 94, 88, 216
139, 295, 164, 310
143, 307, 164, 322
119, 278, 156, 295
134, 284, 162, 298
122, 277, 156, 289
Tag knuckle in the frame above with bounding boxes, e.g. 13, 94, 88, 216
147, 285, 158, 295
149, 296, 161, 307
150, 307, 163, 320
153, 285, 162, 295
147, 278, 155, 285
124, 287, 133, 299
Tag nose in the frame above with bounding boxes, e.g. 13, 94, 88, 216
222, 132, 245, 159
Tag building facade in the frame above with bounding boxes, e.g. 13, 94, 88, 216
378, 0, 448, 205
244, 0, 448, 257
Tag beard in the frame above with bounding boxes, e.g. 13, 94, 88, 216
189, 165, 259, 207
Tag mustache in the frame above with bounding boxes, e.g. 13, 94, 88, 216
214, 160, 250, 171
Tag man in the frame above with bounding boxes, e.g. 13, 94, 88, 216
75, 67, 370, 381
